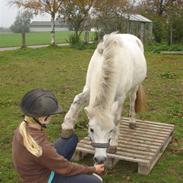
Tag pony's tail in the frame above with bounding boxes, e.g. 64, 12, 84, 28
135, 84, 147, 113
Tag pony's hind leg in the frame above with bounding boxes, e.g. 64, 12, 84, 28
129, 86, 139, 129
129, 84, 146, 129
61, 89, 89, 138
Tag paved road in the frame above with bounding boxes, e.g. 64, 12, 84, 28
0, 43, 69, 52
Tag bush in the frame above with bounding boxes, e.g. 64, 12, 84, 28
145, 43, 183, 53
67, 33, 86, 49
66, 33, 98, 50
67, 33, 80, 44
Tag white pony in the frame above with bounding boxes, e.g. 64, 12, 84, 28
61, 33, 147, 164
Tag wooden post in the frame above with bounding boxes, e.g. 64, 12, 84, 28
140, 22, 145, 43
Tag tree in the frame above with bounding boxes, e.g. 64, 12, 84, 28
10, 10, 33, 48
166, 1, 183, 44
137, 0, 183, 44
91, 0, 132, 39
10, 0, 64, 46
59, 0, 95, 41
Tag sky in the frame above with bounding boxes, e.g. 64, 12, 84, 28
0, 0, 50, 28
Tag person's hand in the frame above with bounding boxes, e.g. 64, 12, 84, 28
94, 164, 105, 174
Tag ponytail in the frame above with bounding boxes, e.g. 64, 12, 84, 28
19, 117, 42, 157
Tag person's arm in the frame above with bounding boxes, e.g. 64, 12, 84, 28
35, 143, 95, 176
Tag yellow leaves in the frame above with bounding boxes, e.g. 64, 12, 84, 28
10, 0, 63, 14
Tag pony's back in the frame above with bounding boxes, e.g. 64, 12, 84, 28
85, 33, 147, 107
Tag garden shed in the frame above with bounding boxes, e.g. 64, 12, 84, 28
93, 14, 153, 44
122, 14, 153, 43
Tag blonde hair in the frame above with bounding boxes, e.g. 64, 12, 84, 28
19, 116, 42, 157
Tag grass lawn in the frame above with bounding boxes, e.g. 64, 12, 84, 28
0, 46, 183, 183
0, 31, 96, 48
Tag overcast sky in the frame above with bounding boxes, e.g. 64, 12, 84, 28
0, 0, 50, 28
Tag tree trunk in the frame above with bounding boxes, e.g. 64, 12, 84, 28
84, 31, 89, 43
75, 30, 81, 42
50, 13, 56, 46
21, 32, 26, 48
159, 0, 164, 16
169, 25, 173, 45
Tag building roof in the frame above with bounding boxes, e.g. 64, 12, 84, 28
30, 21, 68, 27
122, 14, 152, 23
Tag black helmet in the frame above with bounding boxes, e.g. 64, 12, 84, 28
20, 88, 62, 117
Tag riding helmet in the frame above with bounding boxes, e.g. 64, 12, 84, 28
20, 88, 62, 117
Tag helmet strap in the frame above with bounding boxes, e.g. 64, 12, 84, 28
33, 117, 47, 129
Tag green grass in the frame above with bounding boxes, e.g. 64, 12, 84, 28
0, 31, 96, 48
0, 47, 183, 183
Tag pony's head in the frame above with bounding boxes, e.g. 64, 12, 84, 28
84, 106, 116, 164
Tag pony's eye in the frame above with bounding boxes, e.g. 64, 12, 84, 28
90, 128, 94, 133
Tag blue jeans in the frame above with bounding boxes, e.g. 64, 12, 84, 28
51, 135, 102, 183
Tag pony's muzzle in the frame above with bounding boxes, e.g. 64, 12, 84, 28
94, 156, 107, 164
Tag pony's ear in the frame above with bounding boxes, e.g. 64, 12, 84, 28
84, 107, 93, 119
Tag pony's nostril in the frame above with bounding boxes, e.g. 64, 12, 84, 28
94, 156, 107, 164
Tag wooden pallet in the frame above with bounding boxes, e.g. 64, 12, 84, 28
73, 117, 175, 175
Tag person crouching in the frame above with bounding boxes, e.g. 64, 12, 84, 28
12, 88, 104, 183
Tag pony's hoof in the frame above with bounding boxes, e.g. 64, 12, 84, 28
129, 122, 137, 129
61, 129, 74, 138
107, 146, 117, 154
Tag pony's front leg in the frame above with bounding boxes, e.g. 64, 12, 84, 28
61, 90, 89, 138
107, 100, 123, 154
107, 123, 120, 154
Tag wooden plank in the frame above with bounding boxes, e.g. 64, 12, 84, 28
150, 132, 174, 166
76, 147, 150, 164
83, 136, 162, 145
117, 142, 157, 153
85, 133, 162, 145
117, 134, 164, 143
123, 118, 174, 128
119, 125, 171, 137
120, 122, 173, 133
80, 139, 161, 152
118, 140, 159, 150
120, 130, 167, 140
80, 138, 158, 152
77, 142, 153, 160
77, 142, 155, 157
138, 134, 173, 175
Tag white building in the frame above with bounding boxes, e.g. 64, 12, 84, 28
30, 21, 70, 32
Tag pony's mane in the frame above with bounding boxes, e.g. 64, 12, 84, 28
90, 33, 123, 110
86, 106, 114, 129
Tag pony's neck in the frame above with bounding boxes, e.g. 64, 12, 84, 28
90, 52, 118, 109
